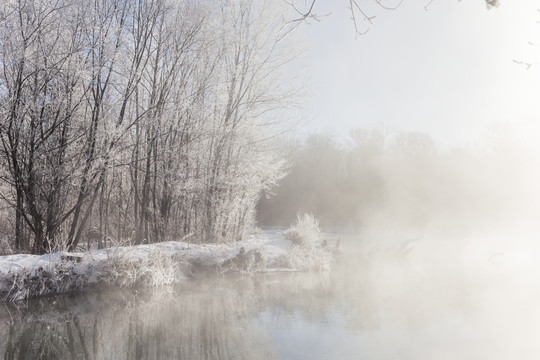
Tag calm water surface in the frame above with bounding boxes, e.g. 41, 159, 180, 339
1, 236, 540, 359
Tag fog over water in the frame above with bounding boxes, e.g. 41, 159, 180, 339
253, 123, 540, 358
2, 225, 540, 359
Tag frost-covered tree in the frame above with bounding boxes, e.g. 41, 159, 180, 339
0, 0, 295, 253
0, 0, 92, 252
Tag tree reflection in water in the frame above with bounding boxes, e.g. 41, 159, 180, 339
3, 243, 534, 360
0, 273, 338, 360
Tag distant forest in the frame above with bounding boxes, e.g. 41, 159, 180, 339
257, 128, 539, 232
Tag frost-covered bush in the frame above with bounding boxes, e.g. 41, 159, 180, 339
286, 245, 334, 272
100, 252, 179, 288
281, 214, 334, 271
284, 213, 321, 248
2, 251, 181, 301
0, 226, 338, 301
3, 262, 86, 301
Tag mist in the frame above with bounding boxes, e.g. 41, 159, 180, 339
1, 0, 539, 358
258, 127, 540, 231
255, 126, 540, 359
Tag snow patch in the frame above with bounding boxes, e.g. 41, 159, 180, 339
0, 230, 334, 301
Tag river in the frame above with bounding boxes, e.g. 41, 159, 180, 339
1, 232, 539, 359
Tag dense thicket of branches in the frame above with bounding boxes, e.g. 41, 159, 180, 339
258, 129, 538, 232
0, 0, 290, 253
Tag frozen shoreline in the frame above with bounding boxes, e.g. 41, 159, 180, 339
0, 229, 334, 302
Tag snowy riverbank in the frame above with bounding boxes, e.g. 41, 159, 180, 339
0, 229, 334, 301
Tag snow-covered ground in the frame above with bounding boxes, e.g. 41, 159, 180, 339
0, 229, 334, 302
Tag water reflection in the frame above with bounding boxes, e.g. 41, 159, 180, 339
0, 276, 287, 360
2, 238, 540, 360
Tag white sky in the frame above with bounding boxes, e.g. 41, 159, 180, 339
299, 0, 540, 147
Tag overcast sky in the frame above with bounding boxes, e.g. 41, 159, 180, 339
298, 0, 540, 148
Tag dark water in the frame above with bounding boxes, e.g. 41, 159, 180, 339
1, 237, 539, 359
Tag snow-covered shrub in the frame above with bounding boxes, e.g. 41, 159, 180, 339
100, 252, 179, 288
281, 214, 335, 271
3, 262, 86, 301
284, 213, 321, 248
2, 250, 181, 301
286, 245, 334, 272
0, 227, 338, 301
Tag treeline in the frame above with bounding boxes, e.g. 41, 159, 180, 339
257, 128, 539, 232
0, 0, 292, 253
